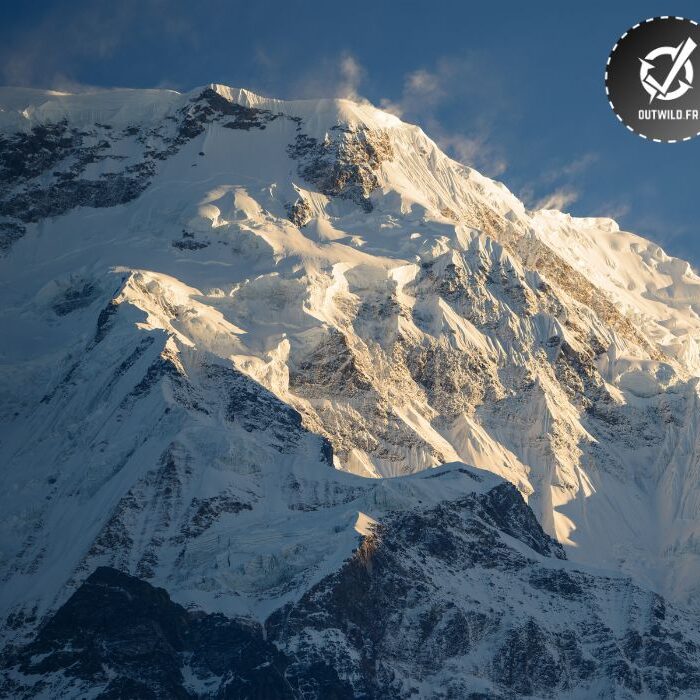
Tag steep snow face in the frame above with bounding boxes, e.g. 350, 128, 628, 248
531, 210, 700, 372
2, 83, 700, 630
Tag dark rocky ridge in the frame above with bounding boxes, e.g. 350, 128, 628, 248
0, 119, 152, 248
0, 566, 353, 699
3, 480, 700, 699
176, 87, 286, 141
0, 87, 392, 253
0, 89, 278, 253
267, 482, 700, 699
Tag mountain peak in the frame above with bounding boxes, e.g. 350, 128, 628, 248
4, 82, 700, 697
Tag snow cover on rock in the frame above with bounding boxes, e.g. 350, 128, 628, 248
2, 84, 700, 695
7, 480, 700, 699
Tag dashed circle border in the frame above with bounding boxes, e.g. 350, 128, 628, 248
605, 16, 700, 143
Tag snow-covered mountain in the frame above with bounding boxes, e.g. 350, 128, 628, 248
2, 84, 700, 697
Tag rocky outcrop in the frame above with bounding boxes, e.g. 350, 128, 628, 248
0, 88, 290, 253
5, 481, 700, 699
0, 120, 153, 231
287, 125, 393, 211
0, 566, 353, 699
177, 87, 284, 141
267, 482, 700, 699
287, 196, 313, 227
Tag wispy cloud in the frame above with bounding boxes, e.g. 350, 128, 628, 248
382, 58, 601, 213
534, 187, 580, 211
519, 153, 599, 213
597, 200, 631, 221
379, 55, 510, 177
268, 52, 509, 177
338, 54, 364, 100
0, 0, 193, 89
434, 131, 507, 177
543, 153, 599, 184
286, 52, 368, 101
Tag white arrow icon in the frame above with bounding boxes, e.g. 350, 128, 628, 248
640, 37, 696, 102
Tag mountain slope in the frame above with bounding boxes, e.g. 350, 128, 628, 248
5, 477, 700, 699
2, 84, 700, 696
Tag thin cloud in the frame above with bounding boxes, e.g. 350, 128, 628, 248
519, 153, 598, 213
338, 54, 364, 100
433, 130, 507, 177
379, 54, 510, 178
378, 97, 404, 117
542, 153, 599, 184
626, 213, 691, 248
597, 201, 631, 221
0, 0, 193, 89
534, 188, 580, 211
287, 52, 368, 101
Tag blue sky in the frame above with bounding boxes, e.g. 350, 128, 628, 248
2, 1, 699, 266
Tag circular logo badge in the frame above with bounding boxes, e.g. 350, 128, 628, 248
606, 17, 700, 142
